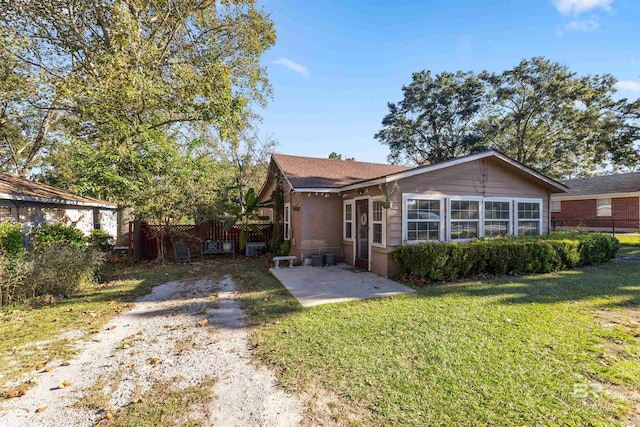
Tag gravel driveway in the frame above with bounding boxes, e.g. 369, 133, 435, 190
0, 276, 303, 426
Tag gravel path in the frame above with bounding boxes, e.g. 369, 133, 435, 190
0, 276, 303, 427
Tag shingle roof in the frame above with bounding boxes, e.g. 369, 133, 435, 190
0, 174, 117, 208
272, 154, 411, 188
561, 172, 640, 196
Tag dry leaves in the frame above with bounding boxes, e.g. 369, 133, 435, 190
197, 318, 208, 327
57, 381, 71, 389
36, 407, 47, 413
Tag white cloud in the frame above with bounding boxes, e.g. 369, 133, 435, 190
617, 80, 640, 92
274, 58, 309, 77
565, 19, 599, 31
553, 0, 613, 15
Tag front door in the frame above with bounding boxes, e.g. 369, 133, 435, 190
355, 199, 368, 269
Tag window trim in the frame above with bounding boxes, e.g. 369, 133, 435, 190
514, 198, 543, 237
369, 197, 386, 248
343, 200, 355, 241
483, 197, 514, 238
447, 196, 483, 242
402, 194, 446, 243
596, 198, 612, 217
283, 202, 291, 241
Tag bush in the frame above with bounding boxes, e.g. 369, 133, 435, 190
0, 223, 24, 257
27, 243, 106, 297
32, 223, 85, 250
393, 233, 618, 283
86, 229, 115, 252
0, 251, 30, 306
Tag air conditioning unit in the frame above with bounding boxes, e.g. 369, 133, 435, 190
245, 242, 267, 256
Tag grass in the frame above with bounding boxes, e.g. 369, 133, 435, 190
616, 233, 640, 246
243, 258, 640, 426
98, 377, 218, 426
0, 261, 195, 391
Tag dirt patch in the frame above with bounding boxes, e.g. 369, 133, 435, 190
0, 276, 303, 426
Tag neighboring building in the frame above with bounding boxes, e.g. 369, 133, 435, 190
551, 172, 640, 232
258, 150, 567, 278
0, 174, 118, 240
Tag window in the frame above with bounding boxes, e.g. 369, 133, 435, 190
551, 200, 561, 212
404, 198, 442, 242
0, 206, 12, 223
484, 200, 511, 237
517, 201, 541, 236
450, 199, 480, 240
596, 198, 611, 217
284, 203, 291, 240
343, 201, 354, 240
371, 200, 384, 246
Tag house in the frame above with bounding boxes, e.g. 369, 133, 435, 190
258, 150, 567, 278
0, 173, 118, 239
551, 172, 640, 232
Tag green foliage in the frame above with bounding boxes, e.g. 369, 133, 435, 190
376, 70, 485, 165
32, 224, 85, 250
393, 233, 618, 282
224, 187, 272, 251
0, 244, 106, 306
377, 57, 639, 177
0, 223, 24, 257
27, 243, 106, 298
86, 229, 115, 253
270, 239, 290, 256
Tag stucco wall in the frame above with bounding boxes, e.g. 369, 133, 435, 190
298, 192, 343, 261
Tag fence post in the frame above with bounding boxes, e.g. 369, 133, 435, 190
132, 220, 144, 262
612, 218, 615, 237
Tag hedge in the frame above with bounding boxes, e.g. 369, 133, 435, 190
393, 232, 619, 282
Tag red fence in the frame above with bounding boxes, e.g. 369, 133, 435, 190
130, 220, 273, 261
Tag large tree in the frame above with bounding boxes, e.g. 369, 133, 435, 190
377, 58, 639, 178
0, 0, 276, 191
479, 57, 636, 178
375, 70, 485, 165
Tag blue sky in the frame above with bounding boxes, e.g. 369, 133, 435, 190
257, 0, 640, 163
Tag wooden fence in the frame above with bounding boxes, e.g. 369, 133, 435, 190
130, 220, 273, 261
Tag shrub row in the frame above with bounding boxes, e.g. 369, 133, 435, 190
393, 232, 619, 282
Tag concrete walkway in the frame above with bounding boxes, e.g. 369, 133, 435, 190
270, 263, 416, 308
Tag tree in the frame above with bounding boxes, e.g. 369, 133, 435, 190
328, 152, 354, 161
375, 70, 485, 165
0, 0, 276, 189
478, 57, 635, 178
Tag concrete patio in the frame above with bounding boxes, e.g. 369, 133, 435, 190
270, 263, 416, 307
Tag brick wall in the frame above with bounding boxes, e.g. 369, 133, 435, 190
552, 196, 639, 229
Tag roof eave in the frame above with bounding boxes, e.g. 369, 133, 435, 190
0, 193, 117, 209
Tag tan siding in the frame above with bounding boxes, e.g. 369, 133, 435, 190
387, 158, 551, 246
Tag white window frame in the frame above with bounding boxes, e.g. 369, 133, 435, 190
370, 197, 386, 248
551, 200, 561, 212
596, 198, 612, 217
343, 200, 355, 241
483, 197, 513, 238
402, 194, 445, 243
447, 196, 483, 241
514, 198, 543, 237
283, 202, 291, 240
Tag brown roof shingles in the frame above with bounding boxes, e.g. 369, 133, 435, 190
0, 174, 116, 208
561, 172, 640, 196
272, 153, 410, 188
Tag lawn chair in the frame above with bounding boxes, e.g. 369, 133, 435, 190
173, 241, 191, 263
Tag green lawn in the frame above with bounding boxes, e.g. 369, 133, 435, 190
246, 259, 640, 426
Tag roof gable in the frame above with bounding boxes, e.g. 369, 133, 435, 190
0, 174, 116, 208
265, 150, 567, 195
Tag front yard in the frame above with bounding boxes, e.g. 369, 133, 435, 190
1, 249, 639, 425
245, 254, 640, 426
